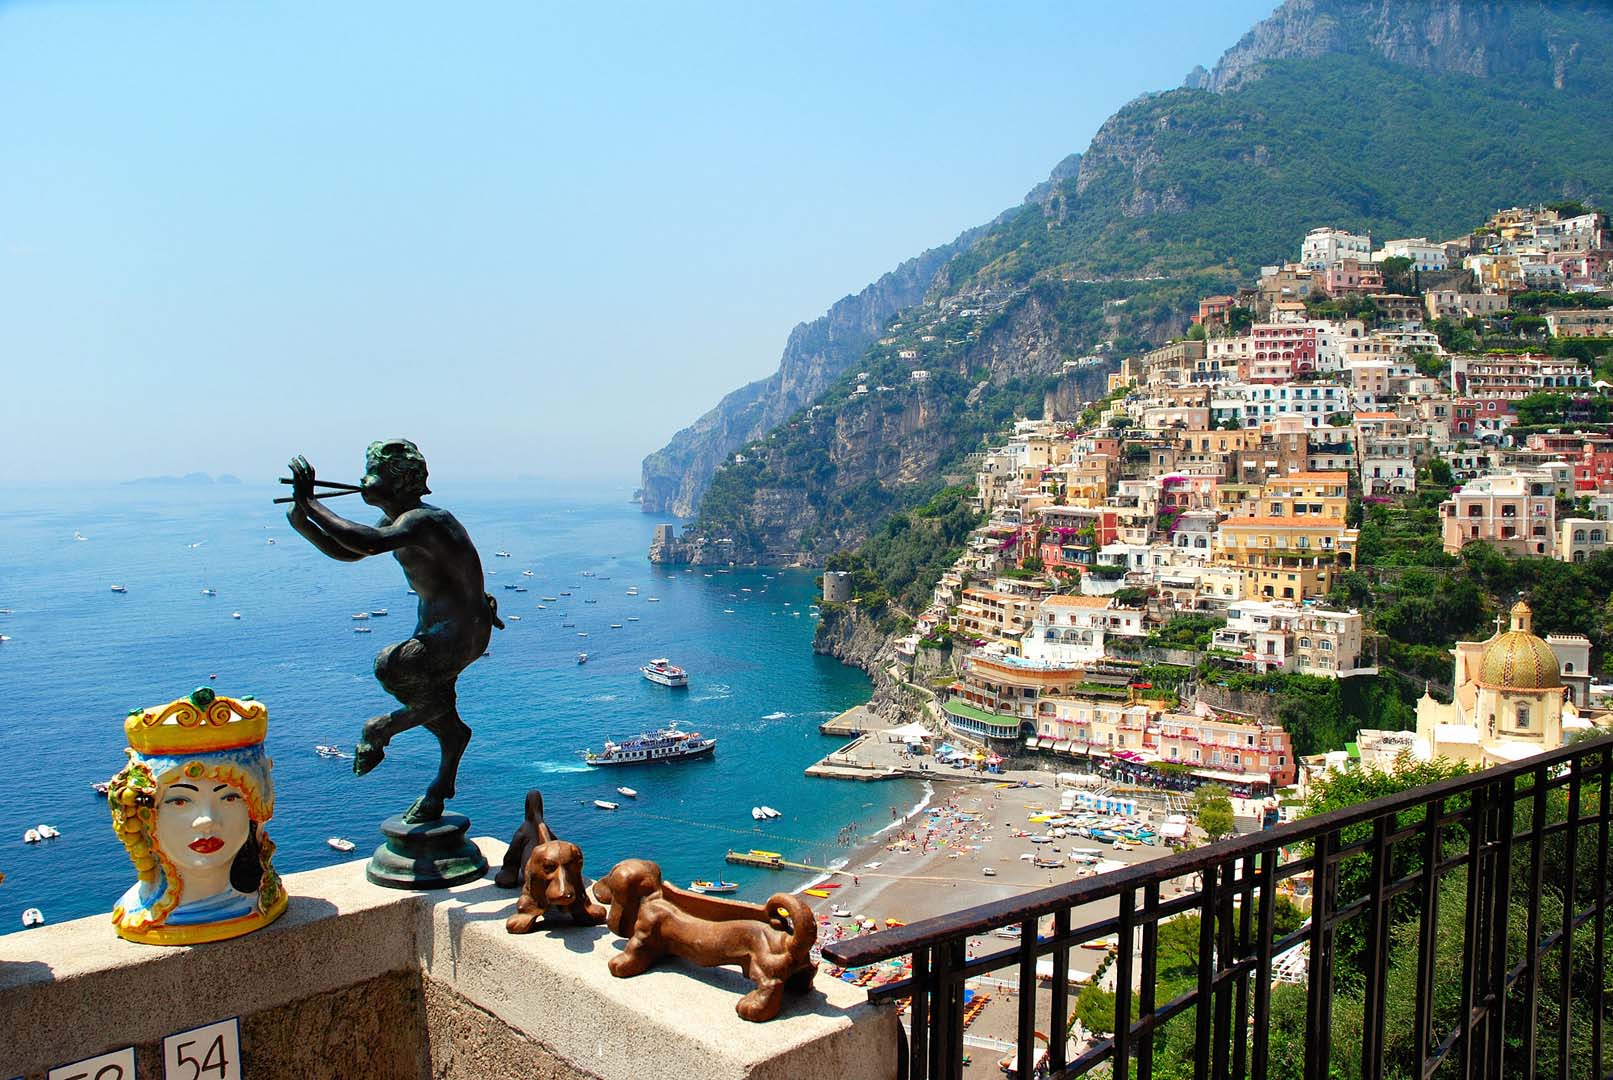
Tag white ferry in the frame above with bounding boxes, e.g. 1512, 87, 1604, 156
641, 658, 689, 687
581, 727, 716, 767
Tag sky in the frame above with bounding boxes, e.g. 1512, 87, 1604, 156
0, 0, 1275, 489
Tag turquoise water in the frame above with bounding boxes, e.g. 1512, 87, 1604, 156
0, 484, 922, 933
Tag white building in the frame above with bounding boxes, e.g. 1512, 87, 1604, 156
1301, 227, 1372, 271
1209, 600, 1372, 678
1374, 238, 1448, 272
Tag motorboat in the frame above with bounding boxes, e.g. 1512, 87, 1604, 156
522, 570, 534, 577
74, 531, 88, 541
315, 744, 350, 759
577, 653, 588, 664
627, 617, 639, 622
542, 596, 559, 602
982, 866, 997, 877
577, 632, 588, 637
21, 908, 43, 928
830, 905, 852, 918
641, 658, 688, 687
91, 780, 110, 796
610, 623, 623, 629
231, 612, 242, 619
36, 824, 60, 839
351, 612, 370, 620
109, 585, 128, 593
593, 800, 619, 811
582, 727, 716, 766
646, 597, 661, 603
370, 608, 389, 617
626, 587, 639, 596
688, 881, 738, 895
759, 806, 780, 819
503, 583, 518, 590
507, 614, 521, 621
201, 588, 217, 597
751, 807, 765, 821
24, 829, 41, 844
616, 787, 637, 798
353, 626, 372, 633
327, 837, 356, 853
495, 551, 512, 558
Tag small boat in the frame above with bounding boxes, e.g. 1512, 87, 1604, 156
495, 551, 512, 558
626, 587, 639, 596
0, 634, 10, 642
522, 570, 534, 577
508, 614, 522, 621
267, 538, 276, 544
504, 583, 518, 590
74, 531, 88, 541
751, 807, 765, 821
91, 780, 110, 796
577, 631, 589, 637
982, 867, 998, 877
627, 616, 639, 622
647, 597, 661, 603
353, 626, 372, 633
831, 905, 852, 918
537, 604, 547, 610
231, 612, 242, 619
560, 591, 572, 596
616, 786, 638, 798
584, 599, 597, 604
581, 571, 595, 577
642, 658, 689, 688
610, 623, 623, 629
21, 908, 44, 928
201, 588, 217, 597
689, 880, 738, 895
370, 608, 389, 617
563, 622, 575, 627
723, 608, 736, 614
24, 829, 41, 844
315, 744, 350, 759
802, 888, 832, 899
327, 837, 356, 853
514, 587, 527, 593
594, 800, 619, 811
36, 824, 60, 839
577, 653, 589, 664
760, 806, 781, 819
543, 596, 559, 602
109, 584, 128, 593
351, 612, 369, 620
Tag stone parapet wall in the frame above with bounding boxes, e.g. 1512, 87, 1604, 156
0, 839, 896, 1080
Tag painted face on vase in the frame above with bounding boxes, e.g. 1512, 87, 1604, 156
155, 777, 251, 896
109, 690, 287, 945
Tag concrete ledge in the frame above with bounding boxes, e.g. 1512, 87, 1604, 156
0, 839, 897, 1080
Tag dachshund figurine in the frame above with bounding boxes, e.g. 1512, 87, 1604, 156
591, 859, 817, 1022
503, 794, 605, 933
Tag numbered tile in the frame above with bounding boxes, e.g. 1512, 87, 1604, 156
47, 1047, 135, 1080
163, 1018, 241, 1080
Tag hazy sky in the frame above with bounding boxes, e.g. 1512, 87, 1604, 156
0, 1, 1273, 489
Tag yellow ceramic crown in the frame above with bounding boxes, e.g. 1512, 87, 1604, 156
124, 688, 268, 756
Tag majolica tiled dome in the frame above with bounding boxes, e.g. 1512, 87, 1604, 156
1477, 601, 1561, 690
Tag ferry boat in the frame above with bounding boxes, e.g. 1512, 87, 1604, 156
689, 880, 738, 895
641, 658, 689, 687
582, 727, 716, 767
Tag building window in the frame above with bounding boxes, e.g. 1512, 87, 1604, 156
1517, 705, 1531, 730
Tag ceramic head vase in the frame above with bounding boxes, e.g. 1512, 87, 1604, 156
108, 688, 287, 945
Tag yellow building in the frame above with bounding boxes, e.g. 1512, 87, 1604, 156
1414, 601, 1595, 767
1214, 472, 1357, 601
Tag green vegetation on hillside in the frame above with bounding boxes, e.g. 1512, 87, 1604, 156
822, 486, 981, 615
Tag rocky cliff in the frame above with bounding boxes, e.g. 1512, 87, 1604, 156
812, 604, 906, 715
1196, 0, 1612, 93
638, 233, 978, 517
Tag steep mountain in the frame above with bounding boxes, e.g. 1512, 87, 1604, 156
638, 233, 977, 516
654, 0, 1613, 563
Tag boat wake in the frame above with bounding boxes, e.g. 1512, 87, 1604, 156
760, 711, 790, 720
532, 760, 592, 775
589, 693, 619, 703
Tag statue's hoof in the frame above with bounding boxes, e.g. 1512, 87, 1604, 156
403, 794, 444, 824
353, 743, 385, 776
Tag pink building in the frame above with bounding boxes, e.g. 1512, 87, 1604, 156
1321, 258, 1384, 296
1250, 323, 1318, 381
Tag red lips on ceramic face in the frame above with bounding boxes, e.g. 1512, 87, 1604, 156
189, 836, 225, 854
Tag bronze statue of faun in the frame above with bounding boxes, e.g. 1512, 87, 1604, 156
285, 440, 502, 824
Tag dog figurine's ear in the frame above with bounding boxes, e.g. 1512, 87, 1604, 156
495, 788, 547, 889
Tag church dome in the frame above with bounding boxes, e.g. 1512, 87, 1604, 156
1477, 601, 1561, 690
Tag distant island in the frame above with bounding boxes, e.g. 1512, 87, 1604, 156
121, 472, 243, 486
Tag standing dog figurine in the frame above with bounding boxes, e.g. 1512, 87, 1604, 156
592, 859, 817, 1022
504, 812, 606, 933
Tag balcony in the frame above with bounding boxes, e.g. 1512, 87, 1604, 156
826, 734, 1613, 1080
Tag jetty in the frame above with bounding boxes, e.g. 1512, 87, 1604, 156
724, 848, 824, 873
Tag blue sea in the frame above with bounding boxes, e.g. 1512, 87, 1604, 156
0, 484, 923, 933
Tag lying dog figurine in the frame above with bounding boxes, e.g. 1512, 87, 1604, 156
592, 858, 817, 1022
504, 824, 606, 933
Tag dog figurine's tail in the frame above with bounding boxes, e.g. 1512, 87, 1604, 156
764, 892, 819, 978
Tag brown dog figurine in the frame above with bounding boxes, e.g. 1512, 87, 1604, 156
504, 823, 606, 933
591, 859, 817, 1022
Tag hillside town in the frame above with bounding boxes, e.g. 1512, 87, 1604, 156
828, 203, 1613, 805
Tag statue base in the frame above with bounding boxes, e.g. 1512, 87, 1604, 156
367, 812, 488, 890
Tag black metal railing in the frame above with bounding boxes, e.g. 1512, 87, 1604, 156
824, 734, 1613, 1080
